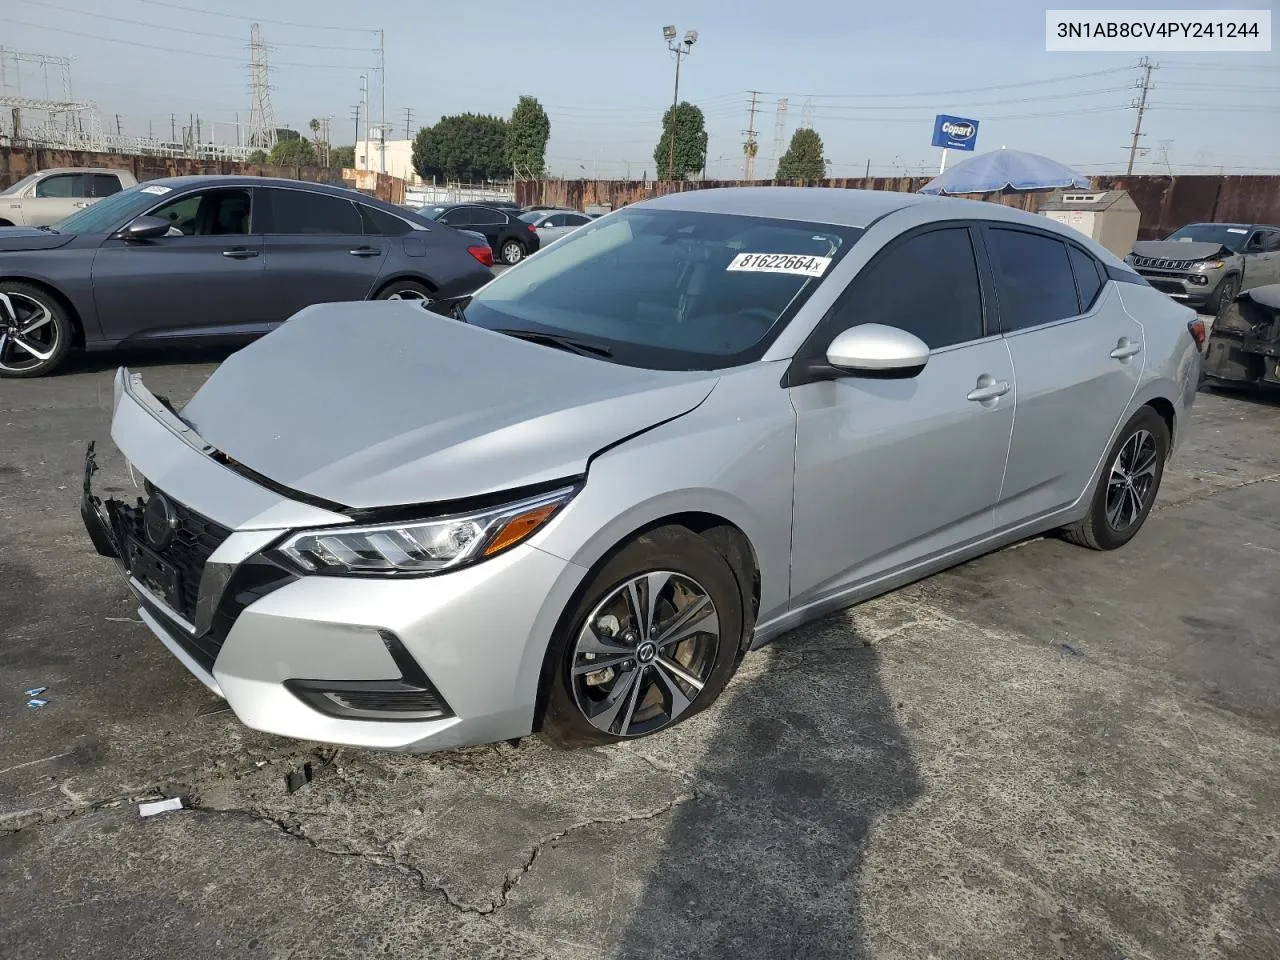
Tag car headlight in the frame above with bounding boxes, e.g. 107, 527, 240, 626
278, 486, 575, 576
1197, 260, 1225, 270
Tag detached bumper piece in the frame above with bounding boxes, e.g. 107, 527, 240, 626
284, 630, 454, 722
1203, 287, 1280, 389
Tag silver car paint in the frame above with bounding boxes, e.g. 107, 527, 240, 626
180, 301, 718, 507
96, 187, 1198, 752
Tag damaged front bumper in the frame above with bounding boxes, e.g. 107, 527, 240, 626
1202, 286, 1280, 389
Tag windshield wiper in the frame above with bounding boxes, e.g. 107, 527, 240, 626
493, 328, 613, 359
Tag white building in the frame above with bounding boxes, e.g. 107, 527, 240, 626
354, 138, 420, 184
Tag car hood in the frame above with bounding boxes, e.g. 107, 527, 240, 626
0, 227, 76, 252
1131, 239, 1229, 261
180, 302, 719, 509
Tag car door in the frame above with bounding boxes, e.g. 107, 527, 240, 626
468, 206, 508, 250
436, 206, 473, 232
23, 172, 91, 226
985, 226, 1145, 528
788, 224, 1015, 607
1245, 228, 1280, 287
90, 186, 268, 342
258, 186, 388, 322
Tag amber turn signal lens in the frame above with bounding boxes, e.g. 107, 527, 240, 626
483, 504, 560, 556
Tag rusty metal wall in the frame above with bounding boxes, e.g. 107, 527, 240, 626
517, 175, 1280, 241
0, 147, 405, 204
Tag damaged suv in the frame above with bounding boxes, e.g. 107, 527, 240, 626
1126, 223, 1280, 317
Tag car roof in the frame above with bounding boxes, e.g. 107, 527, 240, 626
134, 174, 422, 216
637, 186, 1090, 232
30, 167, 130, 176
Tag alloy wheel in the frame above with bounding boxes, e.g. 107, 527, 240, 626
385, 288, 428, 302
570, 571, 720, 738
1106, 428, 1158, 531
0, 292, 59, 374
502, 242, 523, 264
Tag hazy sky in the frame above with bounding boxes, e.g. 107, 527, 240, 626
2, 0, 1277, 178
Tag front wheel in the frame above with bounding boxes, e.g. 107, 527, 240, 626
1060, 407, 1169, 551
375, 280, 431, 302
0, 282, 73, 378
541, 526, 744, 749
1210, 274, 1239, 321
500, 239, 525, 265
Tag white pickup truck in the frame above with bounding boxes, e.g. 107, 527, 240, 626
0, 167, 139, 227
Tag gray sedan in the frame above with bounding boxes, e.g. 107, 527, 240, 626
81, 187, 1201, 753
517, 208, 593, 246
0, 176, 494, 377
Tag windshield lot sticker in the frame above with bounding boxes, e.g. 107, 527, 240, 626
1227, 228, 1248, 234
727, 253, 832, 277
140, 185, 172, 195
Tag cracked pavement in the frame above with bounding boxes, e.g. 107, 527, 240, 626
2, 349, 1279, 959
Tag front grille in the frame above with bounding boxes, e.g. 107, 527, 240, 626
114, 494, 231, 623
1148, 278, 1188, 295
1132, 255, 1201, 270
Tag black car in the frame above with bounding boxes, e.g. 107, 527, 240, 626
0, 176, 495, 377
424, 203, 540, 265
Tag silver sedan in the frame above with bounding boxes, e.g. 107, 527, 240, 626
82, 187, 1201, 753
517, 208, 593, 246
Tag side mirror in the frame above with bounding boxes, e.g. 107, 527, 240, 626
118, 215, 174, 241
825, 324, 930, 378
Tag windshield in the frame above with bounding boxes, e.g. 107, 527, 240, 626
0, 173, 41, 197
54, 184, 164, 234
464, 208, 860, 370
517, 210, 543, 224
1166, 223, 1250, 252
421, 205, 447, 220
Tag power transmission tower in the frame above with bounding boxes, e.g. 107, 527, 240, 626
402, 106, 414, 139
801, 99, 815, 130
1125, 57, 1156, 176
246, 22, 277, 152
742, 90, 759, 181
771, 98, 788, 161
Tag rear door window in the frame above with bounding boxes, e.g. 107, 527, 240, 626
358, 204, 413, 236
470, 207, 506, 226
985, 228, 1081, 332
1068, 245, 1105, 310
91, 174, 125, 197
829, 226, 985, 349
438, 208, 471, 227
264, 189, 363, 235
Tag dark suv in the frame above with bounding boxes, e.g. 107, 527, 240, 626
427, 203, 540, 265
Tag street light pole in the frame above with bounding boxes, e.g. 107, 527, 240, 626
662, 26, 697, 182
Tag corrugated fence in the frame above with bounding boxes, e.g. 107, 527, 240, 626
517, 175, 1280, 240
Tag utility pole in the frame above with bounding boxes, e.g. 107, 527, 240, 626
235, 111, 240, 146
661, 26, 698, 182
742, 90, 759, 180
170, 112, 176, 142
351, 104, 360, 152
402, 106, 414, 139
115, 113, 121, 136
196, 114, 201, 145
378, 29, 386, 173
360, 74, 369, 171
1126, 57, 1156, 176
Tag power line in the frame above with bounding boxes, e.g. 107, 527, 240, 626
0, 17, 375, 69
33, 1, 377, 51
754, 65, 1134, 100
799, 85, 1133, 114
134, 0, 378, 33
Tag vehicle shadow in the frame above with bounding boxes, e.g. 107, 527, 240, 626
618, 617, 921, 959
1199, 382, 1280, 409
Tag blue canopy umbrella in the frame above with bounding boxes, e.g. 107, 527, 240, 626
918, 148, 1091, 195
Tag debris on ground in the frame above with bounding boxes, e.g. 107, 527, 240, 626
24, 686, 47, 697
1060, 643, 1081, 656
26, 698, 48, 709
138, 797, 185, 817
285, 762, 314, 794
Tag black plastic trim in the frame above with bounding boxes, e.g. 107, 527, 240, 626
1107, 264, 1150, 286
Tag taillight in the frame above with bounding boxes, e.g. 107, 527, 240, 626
527, 224, 537, 232
1188, 317, 1206, 348
467, 244, 494, 267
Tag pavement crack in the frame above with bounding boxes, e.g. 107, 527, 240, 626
1155, 470, 1280, 513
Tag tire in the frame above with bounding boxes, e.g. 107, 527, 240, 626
541, 525, 744, 749
1210, 274, 1239, 321
500, 239, 525, 265
0, 281, 73, 378
1060, 406, 1169, 551
374, 280, 432, 302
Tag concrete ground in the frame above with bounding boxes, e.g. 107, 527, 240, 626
1, 347, 1278, 960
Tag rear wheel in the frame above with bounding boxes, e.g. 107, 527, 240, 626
0, 282, 73, 378
541, 526, 743, 749
375, 280, 431, 302
1060, 407, 1169, 551
500, 239, 525, 265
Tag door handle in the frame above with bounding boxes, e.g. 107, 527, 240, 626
221, 248, 259, 259
1110, 339, 1142, 360
349, 246, 381, 257
967, 377, 1010, 402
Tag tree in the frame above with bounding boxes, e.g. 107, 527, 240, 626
653, 101, 708, 181
330, 145, 355, 169
269, 136, 318, 166
504, 95, 550, 178
412, 113, 510, 181
246, 149, 268, 164
275, 127, 302, 143
776, 128, 826, 181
